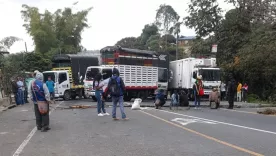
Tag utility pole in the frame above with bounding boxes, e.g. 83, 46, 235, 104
25, 42, 28, 52
176, 32, 179, 60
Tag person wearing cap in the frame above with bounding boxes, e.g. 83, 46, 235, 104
105, 68, 128, 120
28, 72, 51, 132
193, 75, 203, 109
209, 87, 220, 109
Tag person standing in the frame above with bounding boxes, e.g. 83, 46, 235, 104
16, 77, 25, 105
11, 78, 18, 105
170, 90, 179, 110
105, 68, 128, 120
28, 72, 51, 132
193, 75, 203, 109
46, 76, 55, 101
227, 75, 236, 109
220, 82, 226, 101
237, 81, 242, 102
93, 73, 109, 117
242, 83, 248, 102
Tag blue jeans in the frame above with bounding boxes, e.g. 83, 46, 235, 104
17, 90, 25, 105
194, 90, 200, 107
95, 90, 106, 114
112, 96, 126, 119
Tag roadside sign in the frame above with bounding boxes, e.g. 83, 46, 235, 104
211, 44, 217, 53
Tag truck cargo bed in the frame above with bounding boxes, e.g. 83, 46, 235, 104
103, 65, 158, 90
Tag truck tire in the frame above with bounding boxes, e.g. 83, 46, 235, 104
63, 91, 71, 101
78, 90, 83, 99
92, 96, 97, 102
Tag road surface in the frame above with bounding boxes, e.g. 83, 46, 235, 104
0, 99, 275, 156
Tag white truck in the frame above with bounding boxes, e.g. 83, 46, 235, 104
85, 65, 159, 101
84, 46, 170, 101
169, 57, 221, 99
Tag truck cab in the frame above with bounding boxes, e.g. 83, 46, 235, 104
192, 67, 221, 97
43, 70, 71, 100
84, 66, 113, 101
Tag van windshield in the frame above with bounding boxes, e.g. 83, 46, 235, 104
86, 68, 99, 80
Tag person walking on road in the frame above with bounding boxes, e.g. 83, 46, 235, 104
193, 75, 203, 109
227, 75, 236, 109
46, 76, 55, 102
93, 73, 109, 117
16, 77, 25, 105
106, 68, 128, 120
237, 81, 242, 102
28, 72, 51, 132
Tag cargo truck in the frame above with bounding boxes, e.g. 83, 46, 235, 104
169, 57, 221, 100
84, 46, 170, 101
43, 53, 99, 100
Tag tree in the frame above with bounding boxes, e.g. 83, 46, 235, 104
0, 36, 21, 52
21, 4, 92, 55
115, 37, 141, 49
140, 24, 159, 45
190, 36, 215, 56
155, 4, 179, 35
184, 0, 222, 37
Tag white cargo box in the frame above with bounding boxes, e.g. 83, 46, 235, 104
103, 65, 158, 89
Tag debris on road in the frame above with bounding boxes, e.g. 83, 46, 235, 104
257, 108, 276, 115
70, 105, 96, 109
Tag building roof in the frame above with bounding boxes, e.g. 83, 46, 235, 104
178, 36, 196, 41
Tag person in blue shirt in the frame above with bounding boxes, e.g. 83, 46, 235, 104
46, 76, 55, 100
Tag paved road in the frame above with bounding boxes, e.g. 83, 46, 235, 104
0, 99, 275, 156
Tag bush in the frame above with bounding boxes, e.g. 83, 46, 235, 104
247, 94, 260, 103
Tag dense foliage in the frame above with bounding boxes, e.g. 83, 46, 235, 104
185, 0, 276, 101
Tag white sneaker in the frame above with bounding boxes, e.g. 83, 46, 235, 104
98, 113, 104, 117
103, 113, 110, 116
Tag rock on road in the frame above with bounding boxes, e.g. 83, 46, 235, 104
0, 99, 276, 156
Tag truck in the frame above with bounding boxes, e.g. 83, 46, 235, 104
43, 53, 99, 100
169, 57, 221, 100
84, 46, 170, 101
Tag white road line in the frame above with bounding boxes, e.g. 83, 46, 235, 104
12, 101, 64, 156
154, 109, 276, 135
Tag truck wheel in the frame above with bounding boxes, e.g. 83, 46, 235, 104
78, 90, 83, 99
92, 96, 97, 102
83, 94, 88, 99
63, 91, 71, 101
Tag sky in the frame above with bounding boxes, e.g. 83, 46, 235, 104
0, 0, 233, 53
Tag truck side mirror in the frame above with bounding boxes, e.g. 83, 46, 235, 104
193, 72, 197, 79
169, 70, 173, 80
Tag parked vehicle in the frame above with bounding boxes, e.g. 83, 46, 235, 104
43, 53, 99, 100
169, 57, 221, 100
84, 46, 170, 101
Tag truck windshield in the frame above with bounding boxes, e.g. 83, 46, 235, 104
86, 68, 99, 80
43, 73, 56, 83
199, 69, 220, 81
52, 61, 71, 68
102, 69, 112, 80
158, 68, 168, 82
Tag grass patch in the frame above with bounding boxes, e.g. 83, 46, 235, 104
257, 108, 276, 115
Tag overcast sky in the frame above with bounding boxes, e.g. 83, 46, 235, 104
0, 0, 233, 53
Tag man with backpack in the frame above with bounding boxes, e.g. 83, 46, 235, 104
105, 68, 128, 120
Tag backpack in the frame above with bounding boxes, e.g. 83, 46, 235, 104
109, 76, 121, 96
